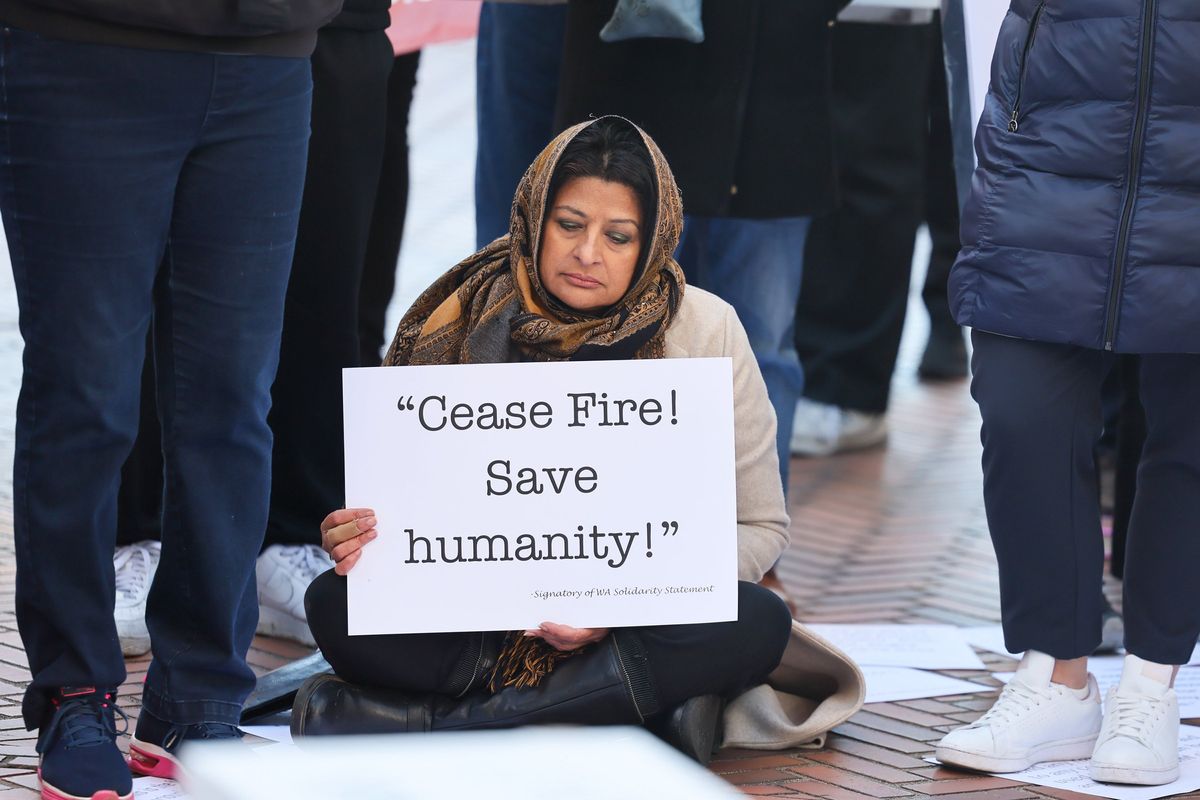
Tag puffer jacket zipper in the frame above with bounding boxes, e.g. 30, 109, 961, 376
1008, 1, 1047, 133
1103, 0, 1158, 351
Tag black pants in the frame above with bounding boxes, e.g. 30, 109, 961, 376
794, 19, 959, 413
358, 51, 421, 367
264, 28, 395, 547
305, 572, 793, 713
971, 331, 1200, 665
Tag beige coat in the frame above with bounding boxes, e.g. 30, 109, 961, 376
663, 287, 864, 749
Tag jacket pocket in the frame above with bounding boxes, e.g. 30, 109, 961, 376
1008, 1, 1047, 133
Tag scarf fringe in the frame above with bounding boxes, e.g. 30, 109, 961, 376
486, 631, 580, 692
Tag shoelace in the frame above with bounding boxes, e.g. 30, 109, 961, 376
1109, 693, 1163, 746
114, 542, 161, 601
969, 679, 1050, 727
160, 721, 241, 752
279, 544, 332, 584
795, 402, 842, 444
38, 694, 129, 754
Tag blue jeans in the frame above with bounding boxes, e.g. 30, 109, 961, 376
0, 28, 312, 728
677, 216, 811, 490
474, 2, 566, 249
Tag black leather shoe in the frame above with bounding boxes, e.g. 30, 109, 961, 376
435, 631, 656, 731
646, 694, 725, 764
291, 674, 433, 737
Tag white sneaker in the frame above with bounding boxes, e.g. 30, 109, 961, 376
789, 398, 887, 457
1090, 655, 1180, 785
936, 651, 1102, 772
113, 540, 161, 657
255, 544, 332, 647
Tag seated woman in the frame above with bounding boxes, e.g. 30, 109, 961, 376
291, 117, 861, 759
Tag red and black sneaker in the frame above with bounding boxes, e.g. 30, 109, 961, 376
37, 687, 132, 800
129, 711, 241, 780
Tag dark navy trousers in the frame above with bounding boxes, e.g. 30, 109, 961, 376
971, 331, 1200, 665
0, 27, 312, 728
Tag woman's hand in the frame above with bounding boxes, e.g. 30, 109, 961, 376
320, 508, 378, 575
525, 622, 609, 652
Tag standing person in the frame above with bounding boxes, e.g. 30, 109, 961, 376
111, 1, 424, 656
555, 0, 849, 490
936, 1, 1200, 786
790, 11, 945, 458
0, 2, 339, 797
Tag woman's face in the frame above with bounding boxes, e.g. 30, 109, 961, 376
538, 176, 643, 312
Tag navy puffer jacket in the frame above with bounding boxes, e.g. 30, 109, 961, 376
949, 0, 1200, 353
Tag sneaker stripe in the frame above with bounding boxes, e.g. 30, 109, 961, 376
128, 737, 182, 780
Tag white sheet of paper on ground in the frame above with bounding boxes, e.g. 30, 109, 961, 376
238, 725, 293, 746
930, 725, 1200, 800
132, 776, 190, 800
960, 625, 1020, 658
182, 727, 739, 800
805, 624, 986, 670
993, 661, 1200, 718
862, 666, 987, 704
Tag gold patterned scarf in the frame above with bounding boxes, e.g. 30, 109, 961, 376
381, 118, 687, 689
383, 117, 685, 368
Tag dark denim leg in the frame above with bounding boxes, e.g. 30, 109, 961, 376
676, 216, 809, 490
969, 331, 1110, 659
634, 582, 792, 711
0, 28, 211, 728
140, 53, 312, 726
473, 2, 566, 249
1122, 353, 1200, 665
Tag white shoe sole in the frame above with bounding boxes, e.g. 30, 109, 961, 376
257, 605, 316, 648
1090, 761, 1179, 786
790, 427, 888, 458
936, 734, 1099, 773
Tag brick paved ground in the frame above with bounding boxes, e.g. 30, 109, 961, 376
0, 37, 1191, 800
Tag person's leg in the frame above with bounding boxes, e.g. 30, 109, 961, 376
304, 570, 496, 695
677, 215, 809, 489
266, 27, 394, 553
918, 13, 968, 380
1109, 356, 1143, 580
970, 332, 1110, 657
937, 331, 1108, 774
137, 52, 312, 739
117, 329, 164, 547
359, 50, 421, 368
474, 1, 567, 249
1088, 355, 1200, 786
1122, 353, 1200, 664
0, 28, 201, 797
793, 21, 932, 417
635, 582, 792, 709
293, 579, 790, 749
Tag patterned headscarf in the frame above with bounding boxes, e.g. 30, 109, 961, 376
382, 116, 686, 368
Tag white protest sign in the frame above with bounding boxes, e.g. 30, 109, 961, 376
342, 358, 737, 635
